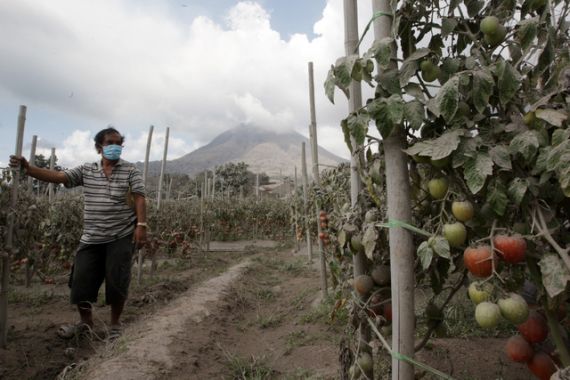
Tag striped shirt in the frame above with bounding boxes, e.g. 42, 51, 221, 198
64, 159, 145, 244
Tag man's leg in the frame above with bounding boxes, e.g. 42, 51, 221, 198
105, 234, 134, 327
71, 243, 105, 326
78, 302, 94, 327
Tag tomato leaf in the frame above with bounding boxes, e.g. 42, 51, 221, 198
496, 60, 521, 106
324, 66, 336, 104
363, 225, 378, 261
464, 152, 494, 194
431, 237, 451, 260
535, 109, 568, 127
340, 118, 353, 153
346, 112, 370, 146
472, 70, 494, 114
435, 76, 459, 122
539, 254, 570, 298
486, 180, 509, 216
404, 129, 464, 160
404, 100, 425, 130
418, 241, 434, 270
334, 55, 359, 89
546, 140, 570, 171
489, 145, 512, 170
517, 17, 539, 51
369, 95, 404, 138
508, 178, 529, 206
368, 37, 393, 70
441, 17, 458, 37
510, 130, 540, 163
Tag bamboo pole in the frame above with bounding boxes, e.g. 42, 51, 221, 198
156, 127, 169, 211
211, 169, 216, 200
371, 1, 415, 378
48, 148, 55, 203
308, 61, 328, 297
256, 173, 259, 199
294, 166, 300, 252
1, 105, 26, 348
27, 135, 37, 193
301, 143, 313, 262
137, 125, 153, 286
343, 1, 371, 378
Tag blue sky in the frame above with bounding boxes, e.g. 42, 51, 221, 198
0, 1, 375, 169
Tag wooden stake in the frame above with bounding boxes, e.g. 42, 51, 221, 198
301, 143, 312, 262
1, 105, 26, 348
156, 127, 169, 211
28, 135, 37, 193
48, 148, 55, 203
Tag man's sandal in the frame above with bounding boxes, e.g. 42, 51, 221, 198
107, 325, 122, 341
57, 322, 92, 339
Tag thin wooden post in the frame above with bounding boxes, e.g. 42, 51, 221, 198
211, 169, 216, 200
167, 177, 173, 200
138, 125, 153, 286
27, 135, 37, 193
372, 1, 415, 378
294, 166, 300, 252
308, 61, 328, 297
301, 143, 312, 262
256, 173, 260, 199
1, 105, 26, 348
48, 148, 55, 203
156, 127, 169, 211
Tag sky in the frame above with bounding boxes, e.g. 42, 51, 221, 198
0, 0, 377, 170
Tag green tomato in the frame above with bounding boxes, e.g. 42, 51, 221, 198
428, 178, 449, 200
468, 281, 493, 304
480, 16, 500, 35
523, 111, 536, 126
475, 301, 501, 329
357, 352, 373, 374
452, 200, 475, 222
430, 156, 450, 168
443, 222, 467, 247
484, 24, 507, 47
498, 293, 529, 325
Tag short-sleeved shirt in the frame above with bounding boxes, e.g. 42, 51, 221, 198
64, 159, 145, 244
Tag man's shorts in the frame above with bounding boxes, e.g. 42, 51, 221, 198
69, 234, 134, 305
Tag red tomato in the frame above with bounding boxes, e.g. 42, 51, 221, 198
517, 310, 548, 343
494, 234, 527, 264
464, 246, 495, 277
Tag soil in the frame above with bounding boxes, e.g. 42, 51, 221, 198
0, 241, 537, 379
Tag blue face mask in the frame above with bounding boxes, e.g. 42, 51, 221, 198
102, 144, 122, 160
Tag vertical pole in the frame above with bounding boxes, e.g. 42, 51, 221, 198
308, 61, 328, 297
372, 1, 415, 378
157, 127, 169, 211
211, 168, 216, 200
138, 125, 153, 286
167, 177, 173, 200
1, 105, 26, 348
294, 166, 300, 252
28, 135, 37, 193
256, 173, 259, 199
48, 148, 55, 203
301, 143, 313, 262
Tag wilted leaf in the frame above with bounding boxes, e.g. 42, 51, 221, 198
378, 68, 402, 95
368, 37, 394, 69
431, 237, 451, 260
399, 60, 418, 88
324, 67, 336, 104
404, 100, 425, 130
435, 76, 459, 122
490, 145, 512, 170
496, 60, 521, 105
464, 152, 494, 194
341, 119, 353, 153
508, 178, 529, 206
517, 17, 539, 51
535, 109, 568, 127
404, 129, 464, 159
539, 254, 570, 298
363, 225, 378, 260
510, 130, 540, 163
418, 241, 434, 270
346, 112, 370, 146
472, 70, 494, 114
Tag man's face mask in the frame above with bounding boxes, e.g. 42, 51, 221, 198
102, 144, 122, 160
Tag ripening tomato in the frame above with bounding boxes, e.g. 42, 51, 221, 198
505, 335, 534, 363
464, 246, 495, 277
527, 352, 556, 380
518, 311, 548, 343
493, 234, 527, 264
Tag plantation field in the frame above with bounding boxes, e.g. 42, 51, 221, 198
0, 240, 538, 379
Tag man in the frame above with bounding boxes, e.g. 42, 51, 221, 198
9, 127, 146, 340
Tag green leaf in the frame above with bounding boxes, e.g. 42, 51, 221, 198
464, 152, 494, 194
536, 33, 555, 75
340, 118, 353, 153
552, 129, 570, 146
442, 18, 458, 37
452, 137, 479, 168
496, 60, 521, 106
404, 83, 425, 101
334, 55, 359, 88
405, 48, 431, 62
517, 17, 539, 51
435, 76, 459, 122
324, 66, 336, 104
346, 112, 370, 146
418, 241, 434, 270
486, 180, 509, 216
404, 129, 464, 160
431, 237, 451, 260
489, 145, 512, 170
404, 100, 425, 130
368, 37, 393, 69
539, 254, 570, 298
535, 109, 568, 127
369, 95, 404, 138
363, 225, 378, 261
508, 178, 529, 206
510, 130, 540, 163
546, 140, 570, 171
377, 68, 402, 95
472, 70, 494, 114
399, 60, 418, 88
465, 0, 484, 17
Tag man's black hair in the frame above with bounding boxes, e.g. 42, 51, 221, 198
94, 127, 125, 151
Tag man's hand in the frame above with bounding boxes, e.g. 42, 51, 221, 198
9, 155, 29, 171
134, 225, 147, 249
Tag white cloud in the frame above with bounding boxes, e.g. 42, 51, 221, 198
0, 0, 378, 165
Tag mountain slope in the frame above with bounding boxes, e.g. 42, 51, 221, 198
140, 125, 347, 177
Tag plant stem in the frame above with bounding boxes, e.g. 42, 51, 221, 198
533, 205, 570, 272
544, 308, 570, 367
